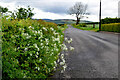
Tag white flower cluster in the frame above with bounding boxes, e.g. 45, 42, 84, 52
65, 37, 73, 44
32, 30, 43, 36
18, 25, 69, 75
28, 26, 34, 29
57, 37, 75, 73
69, 46, 74, 51
33, 43, 39, 51
24, 47, 28, 51
53, 31, 59, 35
64, 37, 75, 51
43, 27, 47, 31
62, 44, 68, 51
35, 66, 40, 71
50, 27, 54, 31
60, 53, 67, 73
22, 33, 31, 39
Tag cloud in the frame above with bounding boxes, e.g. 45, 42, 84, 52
0, 0, 16, 3
0, 0, 119, 22
15, 1, 73, 14
0, 1, 16, 11
32, 8, 75, 20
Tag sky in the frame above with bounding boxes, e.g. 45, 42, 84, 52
0, 0, 119, 22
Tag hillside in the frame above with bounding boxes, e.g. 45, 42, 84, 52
42, 19, 92, 24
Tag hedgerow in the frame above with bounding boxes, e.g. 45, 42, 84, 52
101, 23, 120, 33
72, 23, 87, 27
2, 17, 67, 79
101, 17, 120, 24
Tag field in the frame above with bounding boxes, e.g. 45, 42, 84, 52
43, 19, 92, 25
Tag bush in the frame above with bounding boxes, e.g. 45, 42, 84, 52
2, 17, 65, 79
77, 23, 86, 27
101, 23, 120, 32
57, 24, 64, 26
72, 23, 87, 28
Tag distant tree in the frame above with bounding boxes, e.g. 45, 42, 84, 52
11, 6, 34, 19
68, 2, 88, 25
0, 6, 8, 16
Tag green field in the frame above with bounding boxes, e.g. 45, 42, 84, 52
73, 24, 99, 32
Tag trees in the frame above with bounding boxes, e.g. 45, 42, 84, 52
0, 6, 8, 16
0, 6, 34, 19
68, 2, 88, 25
101, 17, 120, 24
11, 6, 34, 19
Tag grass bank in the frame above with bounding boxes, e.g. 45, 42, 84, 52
72, 24, 99, 32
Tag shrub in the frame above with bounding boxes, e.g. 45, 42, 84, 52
101, 23, 120, 33
2, 17, 65, 79
57, 24, 68, 32
57, 24, 64, 26
76, 23, 86, 27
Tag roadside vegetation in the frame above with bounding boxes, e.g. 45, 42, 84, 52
72, 17, 120, 33
1, 6, 70, 79
101, 23, 120, 33
57, 24, 68, 31
2, 16, 66, 79
72, 23, 99, 32
101, 18, 120, 33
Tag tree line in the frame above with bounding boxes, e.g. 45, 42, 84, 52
0, 6, 34, 20
101, 17, 120, 24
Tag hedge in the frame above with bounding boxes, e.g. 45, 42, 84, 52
2, 17, 66, 79
101, 23, 120, 32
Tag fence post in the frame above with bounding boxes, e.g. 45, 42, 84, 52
93, 24, 95, 28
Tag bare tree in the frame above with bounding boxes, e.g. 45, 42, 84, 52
68, 2, 88, 25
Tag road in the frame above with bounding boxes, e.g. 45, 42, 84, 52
52, 25, 118, 79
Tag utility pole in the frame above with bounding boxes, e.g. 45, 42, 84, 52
99, 0, 101, 31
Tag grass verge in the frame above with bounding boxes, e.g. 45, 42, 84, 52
72, 24, 99, 32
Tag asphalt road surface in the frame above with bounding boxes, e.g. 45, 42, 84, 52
52, 25, 118, 79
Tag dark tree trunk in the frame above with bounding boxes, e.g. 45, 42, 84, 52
93, 24, 95, 28
76, 17, 80, 25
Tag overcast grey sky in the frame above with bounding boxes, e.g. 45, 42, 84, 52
0, 0, 119, 21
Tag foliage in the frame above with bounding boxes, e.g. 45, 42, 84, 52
57, 24, 65, 26
2, 17, 67, 79
57, 24, 68, 31
0, 6, 8, 13
101, 23, 120, 32
101, 17, 120, 24
86, 22, 99, 24
10, 6, 34, 19
73, 23, 87, 27
0, 30, 1, 80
